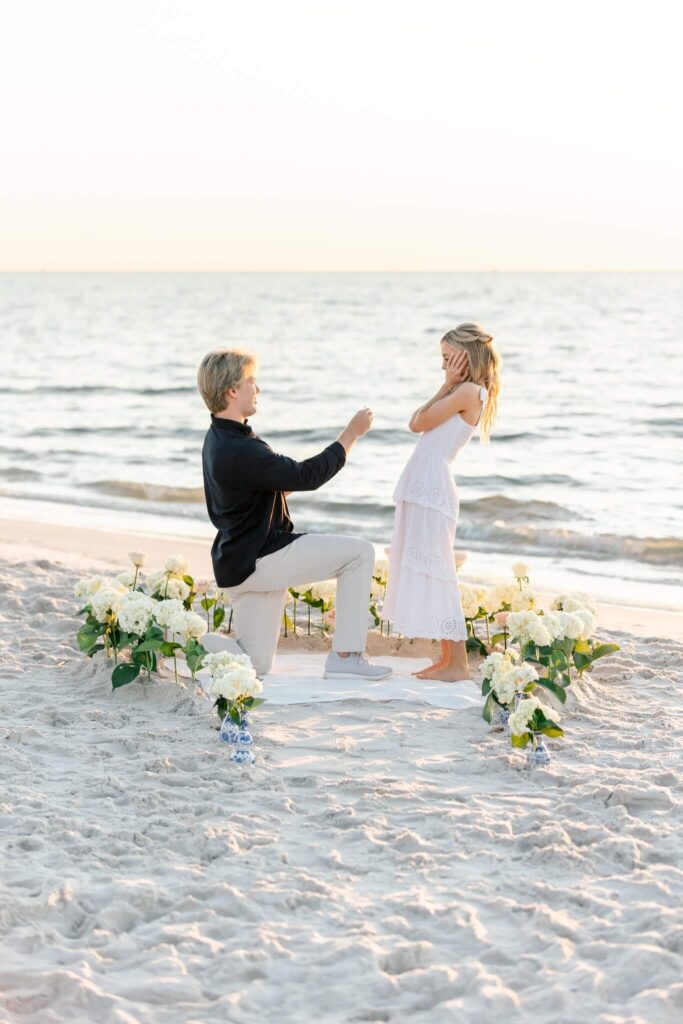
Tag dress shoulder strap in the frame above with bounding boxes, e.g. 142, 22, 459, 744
473, 385, 487, 427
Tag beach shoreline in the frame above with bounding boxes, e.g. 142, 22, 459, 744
2, 511, 681, 643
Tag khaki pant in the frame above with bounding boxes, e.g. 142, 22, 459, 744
227, 534, 375, 676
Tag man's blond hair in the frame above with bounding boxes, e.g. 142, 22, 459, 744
197, 348, 256, 415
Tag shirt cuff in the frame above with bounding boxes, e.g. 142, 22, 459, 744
327, 440, 347, 465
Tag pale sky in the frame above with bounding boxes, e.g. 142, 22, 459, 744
1, 0, 682, 271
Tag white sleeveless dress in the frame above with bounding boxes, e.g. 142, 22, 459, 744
382, 387, 487, 641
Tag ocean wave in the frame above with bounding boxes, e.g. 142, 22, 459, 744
0, 466, 42, 481
0, 384, 195, 396
456, 521, 683, 568
645, 417, 683, 436
459, 494, 577, 523
89, 480, 205, 503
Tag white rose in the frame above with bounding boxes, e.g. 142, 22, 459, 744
460, 585, 482, 619
164, 554, 189, 575
512, 561, 530, 579
129, 551, 146, 568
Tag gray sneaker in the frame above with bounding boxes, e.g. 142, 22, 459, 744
323, 651, 392, 681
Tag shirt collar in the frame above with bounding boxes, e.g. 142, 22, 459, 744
211, 415, 253, 435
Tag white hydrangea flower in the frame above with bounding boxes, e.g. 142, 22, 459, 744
507, 611, 551, 647
207, 664, 261, 701
480, 651, 509, 680
508, 696, 539, 736
510, 585, 537, 612
161, 576, 191, 602
486, 583, 516, 612
310, 580, 336, 604
460, 585, 482, 619
90, 582, 128, 623
118, 592, 156, 637
173, 610, 207, 641
552, 592, 597, 615
512, 561, 530, 579
117, 569, 142, 588
203, 651, 254, 675
74, 575, 108, 600
153, 598, 186, 629
164, 554, 189, 576
129, 551, 146, 568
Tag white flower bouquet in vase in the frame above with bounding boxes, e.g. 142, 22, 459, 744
508, 696, 564, 767
204, 652, 265, 762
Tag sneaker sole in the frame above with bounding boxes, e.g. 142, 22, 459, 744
323, 670, 393, 681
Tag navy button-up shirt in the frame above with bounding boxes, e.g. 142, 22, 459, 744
202, 416, 346, 587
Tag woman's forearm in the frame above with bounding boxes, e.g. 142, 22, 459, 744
409, 383, 451, 427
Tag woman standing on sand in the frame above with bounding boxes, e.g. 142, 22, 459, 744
382, 323, 501, 682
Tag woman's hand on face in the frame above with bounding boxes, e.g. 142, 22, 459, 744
444, 349, 469, 388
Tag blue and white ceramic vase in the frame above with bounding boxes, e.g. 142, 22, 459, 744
230, 713, 255, 764
527, 732, 551, 767
219, 714, 239, 745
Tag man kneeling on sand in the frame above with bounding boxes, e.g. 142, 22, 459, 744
198, 348, 392, 682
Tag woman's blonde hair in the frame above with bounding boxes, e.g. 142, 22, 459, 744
197, 348, 256, 415
442, 323, 500, 441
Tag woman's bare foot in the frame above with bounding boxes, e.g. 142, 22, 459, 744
411, 641, 449, 676
416, 665, 471, 682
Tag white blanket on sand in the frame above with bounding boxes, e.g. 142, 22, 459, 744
189, 648, 482, 711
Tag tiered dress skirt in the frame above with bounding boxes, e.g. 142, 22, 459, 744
382, 446, 467, 641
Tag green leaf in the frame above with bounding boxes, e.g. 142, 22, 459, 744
250, 697, 266, 708
535, 677, 568, 703
160, 641, 181, 656
200, 597, 215, 612
574, 639, 591, 654
511, 732, 531, 748
491, 632, 506, 646
541, 725, 564, 738
213, 605, 226, 629
86, 643, 105, 658
481, 678, 491, 696
482, 692, 495, 724
591, 642, 620, 661
182, 574, 194, 586
112, 662, 141, 688
77, 624, 101, 651
229, 705, 241, 724
135, 639, 163, 653
76, 605, 90, 616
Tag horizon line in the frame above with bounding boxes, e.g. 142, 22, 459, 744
1, 268, 683, 275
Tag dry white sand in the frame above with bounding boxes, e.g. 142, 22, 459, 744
2, 531, 683, 1023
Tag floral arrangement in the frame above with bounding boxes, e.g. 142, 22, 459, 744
75, 552, 216, 689
203, 651, 265, 724
474, 562, 619, 766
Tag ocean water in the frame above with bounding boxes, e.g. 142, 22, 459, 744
1, 272, 681, 607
